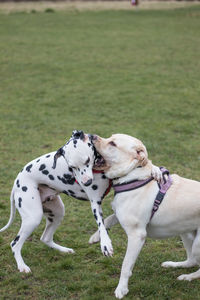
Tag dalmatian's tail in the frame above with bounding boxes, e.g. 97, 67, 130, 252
0, 189, 16, 232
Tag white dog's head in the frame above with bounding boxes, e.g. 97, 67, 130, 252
53, 130, 95, 187
92, 133, 148, 179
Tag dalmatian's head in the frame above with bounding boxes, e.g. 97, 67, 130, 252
53, 130, 96, 187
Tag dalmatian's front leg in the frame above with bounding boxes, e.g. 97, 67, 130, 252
90, 199, 113, 257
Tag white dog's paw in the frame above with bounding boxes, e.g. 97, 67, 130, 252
115, 285, 129, 299
162, 260, 196, 269
162, 261, 176, 268
89, 231, 100, 244
151, 165, 163, 184
101, 238, 113, 257
177, 274, 193, 281
18, 264, 31, 273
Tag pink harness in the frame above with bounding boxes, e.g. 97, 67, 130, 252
112, 167, 173, 220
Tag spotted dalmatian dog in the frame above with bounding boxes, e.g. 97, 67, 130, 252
0, 130, 162, 273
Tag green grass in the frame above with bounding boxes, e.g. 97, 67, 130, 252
0, 5, 200, 299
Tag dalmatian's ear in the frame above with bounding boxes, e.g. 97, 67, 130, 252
71, 130, 85, 141
52, 147, 65, 169
88, 134, 94, 142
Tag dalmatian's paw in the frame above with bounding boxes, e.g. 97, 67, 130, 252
59, 246, 75, 254
115, 285, 129, 299
101, 237, 113, 257
89, 231, 100, 244
18, 264, 31, 273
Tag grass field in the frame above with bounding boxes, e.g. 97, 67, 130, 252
0, 3, 200, 299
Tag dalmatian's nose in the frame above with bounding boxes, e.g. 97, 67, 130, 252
84, 179, 92, 187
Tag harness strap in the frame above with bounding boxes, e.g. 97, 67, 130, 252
150, 167, 173, 220
113, 177, 154, 195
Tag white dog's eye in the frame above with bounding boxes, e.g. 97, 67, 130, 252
109, 141, 117, 147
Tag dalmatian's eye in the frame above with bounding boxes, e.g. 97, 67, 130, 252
70, 166, 76, 170
85, 157, 90, 165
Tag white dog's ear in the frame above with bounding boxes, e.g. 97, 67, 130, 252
136, 145, 148, 166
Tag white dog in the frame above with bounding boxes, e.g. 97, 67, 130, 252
92, 133, 200, 299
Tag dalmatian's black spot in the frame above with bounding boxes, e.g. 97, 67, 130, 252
18, 197, 22, 208
98, 222, 101, 227
63, 188, 87, 200
92, 185, 98, 190
26, 164, 33, 173
47, 197, 51, 201
12, 251, 15, 256
97, 201, 101, 205
78, 168, 80, 171
48, 175, 54, 180
58, 176, 67, 184
22, 186, 28, 192
48, 217, 53, 222
104, 246, 108, 254
68, 177, 76, 185
74, 145, 77, 148
36, 159, 40, 163
49, 213, 54, 217
11, 235, 20, 247
39, 164, 46, 171
46, 155, 51, 158
43, 207, 53, 214
58, 174, 75, 185
93, 209, 98, 220
63, 174, 72, 180
73, 140, 77, 145
68, 167, 73, 173
63, 190, 69, 195
32, 197, 34, 199
102, 174, 106, 179
68, 190, 75, 195
84, 169, 86, 172
42, 170, 49, 175
63, 178, 68, 184
20, 168, 24, 173
76, 197, 89, 201
88, 143, 91, 147
80, 189, 85, 193
81, 172, 83, 175
16, 179, 20, 188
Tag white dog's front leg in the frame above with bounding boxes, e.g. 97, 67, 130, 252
151, 164, 163, 184
115, 230, 146, 299
90, 200, 113, 256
